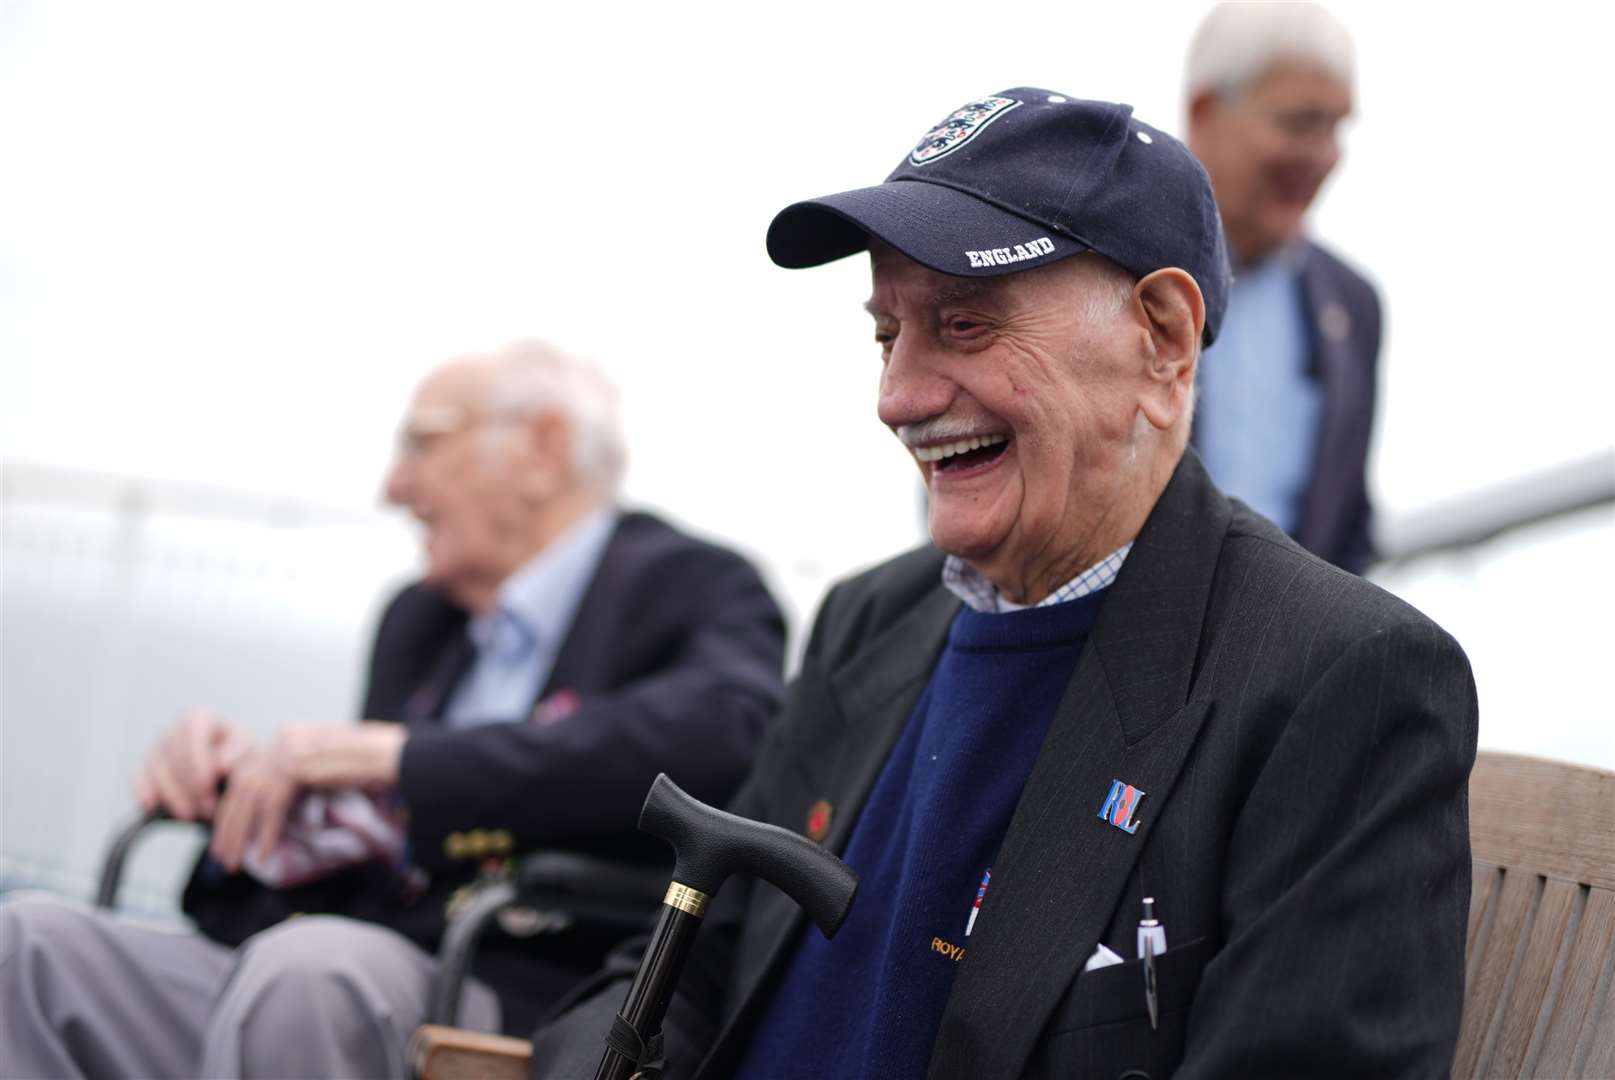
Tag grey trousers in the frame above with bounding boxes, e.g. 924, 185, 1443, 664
0, 892, 499, 1079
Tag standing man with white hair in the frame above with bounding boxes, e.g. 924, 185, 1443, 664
1186, 2, 1382, 574
0, 339, 787, 1078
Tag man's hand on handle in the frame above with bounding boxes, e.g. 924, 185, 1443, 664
134, 713, 407, 873
209, 722, 408, 872
133, 708, 253, 822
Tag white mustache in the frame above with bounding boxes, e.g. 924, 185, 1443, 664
895, 416, 998, 448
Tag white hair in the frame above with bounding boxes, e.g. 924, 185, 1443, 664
1075, 253, 1202, 416
485, 338, 628, 496
1185, 2, 1355, 102
1075, 253, 1138, 323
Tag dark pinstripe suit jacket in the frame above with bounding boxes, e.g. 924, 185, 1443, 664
530, 452, 1478, 1079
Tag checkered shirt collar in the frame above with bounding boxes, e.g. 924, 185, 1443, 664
942, 542, 1133, 613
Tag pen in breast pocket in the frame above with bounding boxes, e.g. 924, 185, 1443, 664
1137, 897, 1166, 1030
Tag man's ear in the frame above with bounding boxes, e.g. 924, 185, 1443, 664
520, 410, 574, 500
1187, 90, 1222, 130
1185, 90, 1225, 159
1134, 268, 1203, 432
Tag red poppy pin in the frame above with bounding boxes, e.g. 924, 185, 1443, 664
805, 799, 833, 843
531, 689, 580, 726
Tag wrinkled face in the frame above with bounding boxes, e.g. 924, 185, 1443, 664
869, 245, 1152, 594
383, 362, 532, 604
1189, 63, 1353, 263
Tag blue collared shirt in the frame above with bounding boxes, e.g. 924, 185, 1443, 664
1195, 245, 1323, 534
444, 506, 619, 728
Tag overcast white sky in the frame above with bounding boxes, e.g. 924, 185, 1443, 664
2, 3, 1612, 762
4, 0, 1611, 531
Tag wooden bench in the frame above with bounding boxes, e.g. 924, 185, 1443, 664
1454, 751, 1615, 1078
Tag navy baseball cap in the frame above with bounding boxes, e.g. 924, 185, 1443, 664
766, 89, 1233, 344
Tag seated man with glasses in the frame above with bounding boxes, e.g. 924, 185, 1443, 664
0, 339, 787, 1079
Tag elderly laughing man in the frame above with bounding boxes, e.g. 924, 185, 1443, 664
528, 92, 1477, 1080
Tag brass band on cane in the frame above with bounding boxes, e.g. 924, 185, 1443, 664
663, 882, 710, 918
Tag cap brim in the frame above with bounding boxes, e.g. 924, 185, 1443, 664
766, 180, 1087, 278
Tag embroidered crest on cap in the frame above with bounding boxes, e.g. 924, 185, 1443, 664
910, 96, 1021, 166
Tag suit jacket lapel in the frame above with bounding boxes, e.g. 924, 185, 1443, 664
928, 453, 1229, 1080
536, 513, 635, 701
709, 585, 960, 1067
1294, 242, 1361, 556
404, 631, 475, 727
821, 585, 961, 850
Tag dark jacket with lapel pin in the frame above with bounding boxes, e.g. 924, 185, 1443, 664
182, 510, 787, 1031
1292, 241, 1381, 575
1192, 240, 1382, 575
530, 454, 1476, 1078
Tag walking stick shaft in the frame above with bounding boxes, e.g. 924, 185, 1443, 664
594, 896, 704, 1080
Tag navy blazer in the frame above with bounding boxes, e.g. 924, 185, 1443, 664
1193, 240, 1382, 575
183, 510, 786, 1031
530, 454, 1476, 1078
1293, 241, 1382, 575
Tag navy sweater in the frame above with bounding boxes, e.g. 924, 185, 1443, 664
736, 589, 1106, 1079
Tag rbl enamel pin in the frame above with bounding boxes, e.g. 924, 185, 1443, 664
1098, 779, 1146, 834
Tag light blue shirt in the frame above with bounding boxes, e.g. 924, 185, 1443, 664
1195, 246, 1323, 534
444, 506, 619, 728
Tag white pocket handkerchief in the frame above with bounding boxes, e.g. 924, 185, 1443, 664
1083, 942, 1125, 972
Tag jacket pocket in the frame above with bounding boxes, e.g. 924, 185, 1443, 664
1023, 937, 1215, 1080
1047, 934, 1215, 1033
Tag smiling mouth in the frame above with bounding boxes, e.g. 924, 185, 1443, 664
1268, 167, 1323, 207
917, 433, 1010, 473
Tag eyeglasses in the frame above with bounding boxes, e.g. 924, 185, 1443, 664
1258, 104, 1352, 146
394, 407, 524, 458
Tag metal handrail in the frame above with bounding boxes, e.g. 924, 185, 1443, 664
1374, 449, 1613, 566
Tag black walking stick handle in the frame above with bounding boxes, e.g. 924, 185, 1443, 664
594, 775, 859, 1080
638, 774, 858, 936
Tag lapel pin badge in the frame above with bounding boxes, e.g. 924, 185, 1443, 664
1098, 779, 1146, 835
1320, 300, 1351, 344
531, 688, 580, 726
805, 799, 833, 843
